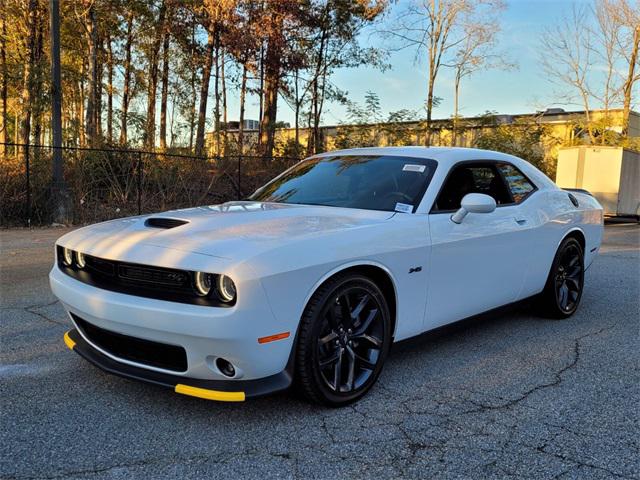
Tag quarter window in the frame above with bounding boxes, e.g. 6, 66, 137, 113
498, 164, 535, 203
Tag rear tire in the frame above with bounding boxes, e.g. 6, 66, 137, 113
539, 237, 585, 319
295, 273, 392, 407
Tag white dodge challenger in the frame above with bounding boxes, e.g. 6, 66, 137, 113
51, 147, 604, 406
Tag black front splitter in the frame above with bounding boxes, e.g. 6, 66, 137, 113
63, 329, 293, 402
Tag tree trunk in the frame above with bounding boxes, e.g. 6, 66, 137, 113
622, 26, 639, 137
452, 68, 460, 146
119, 11, 133, 145
84, 0, 98, 145
31, 10, 45, 147
195, 29, 215, 157
214, 32, 220, 156
95, 36, 103, 139
159, 23, 170, 150
257, 44, 264, 147
145, 0, 166, 149
221, 50, 228, 156
238, 62, 247, 156
259, 34, 282, 159
20, 0, 39, 157
0, 0, 7, 157
294, 68, 299, 150
425, 71, 435, 146
78, 62, 85, 146
106, 34, 114, 143
188, 23, 196, 151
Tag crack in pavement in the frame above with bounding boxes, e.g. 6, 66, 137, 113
3, 449, 300, 480
459, 324, 617, 415
22, 300, 66, 327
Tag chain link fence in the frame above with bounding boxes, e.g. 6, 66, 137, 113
0, 143, 300, 227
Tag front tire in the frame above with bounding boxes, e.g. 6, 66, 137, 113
295, 273, 392, 407
539, 237, 585, 319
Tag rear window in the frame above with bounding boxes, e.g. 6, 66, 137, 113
250, 155, 438, 212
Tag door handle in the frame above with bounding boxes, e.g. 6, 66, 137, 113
515, 218, 527, 225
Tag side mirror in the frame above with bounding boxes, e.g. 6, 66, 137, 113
451, 193, 496, 224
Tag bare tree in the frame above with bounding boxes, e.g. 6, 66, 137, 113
444, 6, 514, 145
590, 0, 630, 143
119, 10, 134, 145
80, 0, 100, 145
541, 1, 639, 143
0, 0, 7, 157
145, 0, 166, 149
604, 0, 639, 136
383, 0, 500, 145
159, 7, 171, 150
540, 6, 597, 143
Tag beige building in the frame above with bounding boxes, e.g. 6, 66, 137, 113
207, 108, 640, 160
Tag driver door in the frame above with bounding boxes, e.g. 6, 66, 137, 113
424, 161, 531, 330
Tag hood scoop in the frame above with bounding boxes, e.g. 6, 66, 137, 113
144, 217, 189, 229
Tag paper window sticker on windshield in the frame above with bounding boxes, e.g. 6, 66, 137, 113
395, 203, 413, 213
402, 164, 426, 173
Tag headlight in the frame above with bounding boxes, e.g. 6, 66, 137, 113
217, 275, 236, 303
62, 247, 74, 266
76, 251, 86, 268
194, 271, 213, 296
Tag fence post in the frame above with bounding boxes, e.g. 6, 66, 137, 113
137, 151, 142, 215
237, 155, 242, 199
25, 144, 31, 228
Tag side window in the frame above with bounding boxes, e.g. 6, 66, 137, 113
498, 164, 536, 203
434, 163, 512, 211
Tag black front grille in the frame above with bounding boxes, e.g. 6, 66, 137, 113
56, 246, 232, 307
117, 264, 189, 286
72, 314, 188, 372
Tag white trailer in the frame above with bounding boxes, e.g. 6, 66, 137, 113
556, 146, 640, 219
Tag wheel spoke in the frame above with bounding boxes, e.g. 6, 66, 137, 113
355, 333, 382, 348
353, 308, 378, 336
344, 348, 356, 392
348, 346, 376, 370
319, 331, 338, 346
332, 348, 344, 390
350, 294, 370, 321
319, 348, 341, 367
566, 277, 580, 291
568, 265, 581, 278
339, 294, 352, 327
558, 283, 569, 309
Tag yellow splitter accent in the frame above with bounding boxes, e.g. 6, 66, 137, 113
63, 331, 76, 350
175, 384, 245, 402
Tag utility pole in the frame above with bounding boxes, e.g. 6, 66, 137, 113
49, 0, 68, 224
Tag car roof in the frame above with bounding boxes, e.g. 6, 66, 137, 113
315, 146, 520, 166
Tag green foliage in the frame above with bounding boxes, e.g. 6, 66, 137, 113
473, 113, 557, 177
334, 91, 422, 149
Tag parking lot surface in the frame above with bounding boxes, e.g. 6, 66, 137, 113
1, 224, 638, 479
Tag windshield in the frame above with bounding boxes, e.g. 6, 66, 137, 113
249, 155, 438, 213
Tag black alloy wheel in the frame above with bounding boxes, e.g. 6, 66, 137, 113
295, 274, 392, 406
540, 237, 584, 319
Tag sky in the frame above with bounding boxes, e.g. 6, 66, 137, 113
223, 0, 606, 128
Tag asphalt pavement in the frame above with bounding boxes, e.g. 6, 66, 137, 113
1, 223, 638, 479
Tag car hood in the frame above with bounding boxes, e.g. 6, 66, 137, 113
57, 201, 394, 263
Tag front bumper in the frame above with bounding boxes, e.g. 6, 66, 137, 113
63, 329, 292, 401
50, 263, 298, 393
